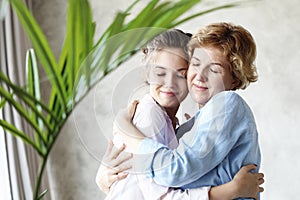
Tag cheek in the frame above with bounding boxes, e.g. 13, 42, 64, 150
210, 75, 231, 92
220, 74, 234, 90
187, 69, 195, 87
211, 76, 225, 89
149, 85, 158, 95
179, 81, 189, 98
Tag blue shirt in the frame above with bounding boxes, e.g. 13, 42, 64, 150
138, 91, 261, 199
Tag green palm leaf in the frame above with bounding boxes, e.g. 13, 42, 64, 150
26, 49, 48, 150
1, 0, 238, 199
9, 0, 68, 112
0, 119, 44, 156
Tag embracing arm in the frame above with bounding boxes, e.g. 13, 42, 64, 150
116, 92, 260, 187
209, 165, 264, 200
115, 92, 261, 190
95, 140, 132, 194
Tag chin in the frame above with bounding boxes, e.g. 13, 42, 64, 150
191, 96, 209, 106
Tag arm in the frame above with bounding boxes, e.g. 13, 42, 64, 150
116, 91, 260, 187
148, 165, 264, 200
209, 165, 264, 200
95, 140, 132, 194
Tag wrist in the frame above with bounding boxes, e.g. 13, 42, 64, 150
209, 181, 237, 200
229, 178, 240, 199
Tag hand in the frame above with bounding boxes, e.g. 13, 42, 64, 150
95, 140, 132, 194
128, 100, 139, 121
233, 164, 265, 199
184, 113, 191, 120
114, 101, 145, 152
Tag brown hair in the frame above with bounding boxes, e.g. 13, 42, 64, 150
188, 22, 258, 90
142, 29, 191, 84
142, 29, 191, 63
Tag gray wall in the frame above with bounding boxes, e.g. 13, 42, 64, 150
32, 0, 300, 199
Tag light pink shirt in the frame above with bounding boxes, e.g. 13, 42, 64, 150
106, 94, 209, 200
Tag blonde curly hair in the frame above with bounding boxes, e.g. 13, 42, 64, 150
188, 22, 258, 90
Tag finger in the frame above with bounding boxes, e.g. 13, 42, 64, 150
258, 186, 264, 193
109, 174, 124, 185
117, 172, 129, 180
128, 100, 139, 120
184, 113, 191, 120
114, 153, 133, 167
255, 173, 264, 181
241, 164, 257, 172
111, 162, 132, 174
258, 178, 265, 185
110, 143, 126, 160
257, 172, 264, 179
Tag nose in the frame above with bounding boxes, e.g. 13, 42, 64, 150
194, 66, 207, 82
164, 73, 176, 88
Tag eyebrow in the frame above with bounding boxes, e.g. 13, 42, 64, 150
154, 66, 166, 70
155, 66, 188, 72
191, 57, 224, 68
191, 57, 200, 62
177, 68, 188, 72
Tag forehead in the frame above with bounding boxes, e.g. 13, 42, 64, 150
151, 48, 189, 70
192, 47, 228, 65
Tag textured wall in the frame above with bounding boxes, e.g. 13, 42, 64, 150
31, 0, 300, 199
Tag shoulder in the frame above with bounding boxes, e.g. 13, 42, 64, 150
201, 91, 252, 119
133, 94, 171, 138
208, 91, 247, 109
211, 91, 244, 104
133, 94, 167, 125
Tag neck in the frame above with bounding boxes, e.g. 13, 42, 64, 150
165, 106, 179, 130
198, 104, 204, 108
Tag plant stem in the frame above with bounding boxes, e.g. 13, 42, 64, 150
33, 111, 70, 199
33, 156, 47, 200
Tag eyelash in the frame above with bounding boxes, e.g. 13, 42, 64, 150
191, 62, 200, 67
155, 73, 186, 79
191, 63, 221, 74
177, 73, 186, 79
209, 68, 219, 73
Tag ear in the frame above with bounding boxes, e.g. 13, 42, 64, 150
230, 79, 240, 90
144, 65, 151, 84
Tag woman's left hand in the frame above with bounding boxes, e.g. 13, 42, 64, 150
232, 164, 265, 199
114, 101, 145, 152
95, 140, 132, 194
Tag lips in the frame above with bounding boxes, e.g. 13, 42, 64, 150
193, 83, 208, 91
160, 90, 176, 97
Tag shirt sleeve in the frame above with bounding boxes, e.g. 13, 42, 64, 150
133, 97, 167, 144
138, 91, 259, 187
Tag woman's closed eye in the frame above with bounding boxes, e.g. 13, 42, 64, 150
153, 66, 167, 76
209, 64, 223, 73
191, 62, 200, 67
176, 71, 187, 79
156, 72, 166, 76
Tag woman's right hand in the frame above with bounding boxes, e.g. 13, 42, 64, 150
95, 140, 132, 194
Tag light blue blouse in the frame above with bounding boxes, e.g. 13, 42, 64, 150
138, 91, 261, 198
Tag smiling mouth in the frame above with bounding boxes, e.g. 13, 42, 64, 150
193, 84, 208, 91
160, 91, 176, 97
